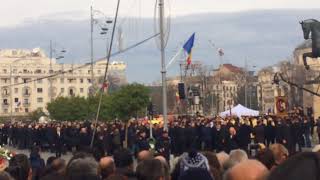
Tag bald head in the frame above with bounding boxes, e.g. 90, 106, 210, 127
217, 151, 229, 167
269, 144, 289, 165
155, 156, 167, 165
99, 157, 115, 179
224, 160, 268, 180
137, 150, 153, 163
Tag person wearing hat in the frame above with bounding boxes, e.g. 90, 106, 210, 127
136, 131, 150, 153
155, 131, 171, 161
179, 150, 210, 175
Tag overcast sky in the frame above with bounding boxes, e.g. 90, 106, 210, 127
1, 0, 320, 27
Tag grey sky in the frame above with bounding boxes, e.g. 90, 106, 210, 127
1, 0, 320, 27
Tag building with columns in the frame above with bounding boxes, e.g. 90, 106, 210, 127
0, 48, 127, 118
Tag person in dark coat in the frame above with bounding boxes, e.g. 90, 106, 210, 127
185, 122, 198, 151
303, 117, 312, 148
45, 124, 55, 152
54, 127, 64, 157
253, 120, 265, 144
29, 146, 45, 180
155, 131, 171, 161
316, 117, 320, 144
103, 127, 113, 155
200, 123, 213, 151
78, 127, 91, 152
238, 120, 252, 152
291, 118, 304, 153
169, 122, 179, 156
214, 122, 227, 152
265, 119, 276, 146
112, 129, 122, 153
1, 124, 9, 145
282, 119, 294, 154
63, 123, 74, 151
225, 127, 239, 153
176, 124, 186, 155
275, 119, 284, 144
26, 125, 34, 149
136, 131, 150, 153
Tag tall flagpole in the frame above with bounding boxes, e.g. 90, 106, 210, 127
90, 3, 95, 94
166, 48, 183, 70
159, 0, 168, 131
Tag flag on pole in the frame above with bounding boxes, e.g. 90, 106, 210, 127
183, 33, 195, 65
15, 101, 21, 108
218, 48, 224, 56
175, 92, 180, 102
101, 82, 109, 92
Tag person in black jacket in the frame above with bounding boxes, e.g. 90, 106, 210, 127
54, 127, 64, 157
291, 118, 304, 153
253, 120, 265, 144
214, 121, 227, 152
176, 123, 186, 155
282, 119, 294, 154
238, 119, 252, 152
303, 117, 312, 148
185, 122, 198, 151
225, 126, 239, 153
29, 146, 45, 180
156, 131, 171, 161
78, 127, 91, 152
136, 131, 150, 153
200, 123, 213, 151
169, 122, 179, 156
265, 119, 276, 147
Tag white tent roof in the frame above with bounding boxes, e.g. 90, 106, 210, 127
219, 104, 259, 117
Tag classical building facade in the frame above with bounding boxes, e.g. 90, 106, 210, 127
257, 67, 278, 113
0, 49, 127, 118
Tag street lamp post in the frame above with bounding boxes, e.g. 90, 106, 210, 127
49, 41, 66, 102
158, 0, 168, 131
90, 6, 113, 95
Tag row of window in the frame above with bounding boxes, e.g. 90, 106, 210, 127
212, 85, 237, 91
2, 97, 43, 105
2, 87, 87, 95
2, 108, 30, 113
2, 69, 103, 75
1, 77, 94, 84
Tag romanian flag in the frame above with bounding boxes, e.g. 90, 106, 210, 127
175, 92, 180, 102
183, 33, 195, 65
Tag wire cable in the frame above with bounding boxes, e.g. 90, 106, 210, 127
90, 0, 121, 148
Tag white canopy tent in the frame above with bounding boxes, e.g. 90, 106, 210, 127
219, 104, 259, 117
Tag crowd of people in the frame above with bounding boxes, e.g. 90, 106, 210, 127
0, 113, 319, 180
0, 113, 318, 157
1, 141, 320, 180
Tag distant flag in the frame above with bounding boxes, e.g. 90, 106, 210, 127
183, 33, 195, 65
15, 101, 21, 108
175, 92, 180, 102
101, 82, 109, 92
218, 48, 224, 56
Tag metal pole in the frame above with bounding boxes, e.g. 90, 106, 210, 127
211, 92, 213, 115
10, 65, 13, 121
244, 59, 248, 107
49, 40, 53, 102
218, 55, 222, 112
249, 86, 252, 108
159, 0, 168, 131
90, 5, 95, 92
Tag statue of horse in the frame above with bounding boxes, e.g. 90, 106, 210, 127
300, 19, 320, 70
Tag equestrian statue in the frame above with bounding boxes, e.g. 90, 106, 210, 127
300, 19, 320, 70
